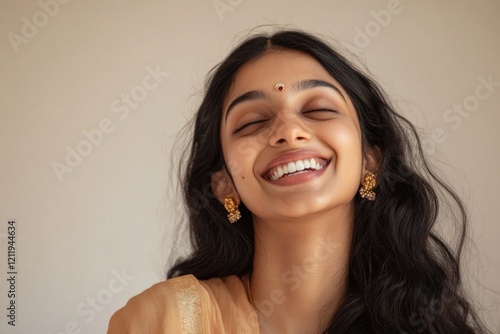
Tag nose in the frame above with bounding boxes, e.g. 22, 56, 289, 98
268, 112, 312, 146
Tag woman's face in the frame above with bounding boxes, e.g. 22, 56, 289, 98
219, 50, 368, 222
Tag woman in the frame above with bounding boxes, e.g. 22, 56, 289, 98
108, 29, 489, 333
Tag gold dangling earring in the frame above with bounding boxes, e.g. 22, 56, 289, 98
224, 197, 241, 224
359, 172, 377, 201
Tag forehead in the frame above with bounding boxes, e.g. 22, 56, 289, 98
224, 49, 348, 105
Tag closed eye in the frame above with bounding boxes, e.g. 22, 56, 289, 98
234, 119, 268, 134
302, 108, 338, 120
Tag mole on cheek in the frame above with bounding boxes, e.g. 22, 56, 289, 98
242, 176, 245, 179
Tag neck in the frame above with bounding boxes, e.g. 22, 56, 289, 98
250, 205, 353, 333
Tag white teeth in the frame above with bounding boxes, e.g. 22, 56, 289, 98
296, 160, 305, 171
268, 158, 326, 181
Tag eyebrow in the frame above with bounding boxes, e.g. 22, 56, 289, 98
295, 79, 345, 101
224, 79, 346, 122
225, 90, 267, 121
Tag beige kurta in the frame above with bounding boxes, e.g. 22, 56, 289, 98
107, 274, 259, 333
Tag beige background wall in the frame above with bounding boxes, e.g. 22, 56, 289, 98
1, 0, 499, 332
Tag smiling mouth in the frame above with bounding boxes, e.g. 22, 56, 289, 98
266, 158, 329, 181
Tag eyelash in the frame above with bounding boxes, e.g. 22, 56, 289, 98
302, 108, 337, 114
234, 119, 267, 134
233, 108, 337, 134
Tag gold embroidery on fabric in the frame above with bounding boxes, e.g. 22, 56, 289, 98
170, 276, 204, 334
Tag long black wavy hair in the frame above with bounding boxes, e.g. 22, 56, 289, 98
167, 29, 489, 333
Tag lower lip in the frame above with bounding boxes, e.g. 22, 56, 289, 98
265, 164, 329, 186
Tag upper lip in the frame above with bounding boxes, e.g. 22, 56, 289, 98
262, 149, 330, 178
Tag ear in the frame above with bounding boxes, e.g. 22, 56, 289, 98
211, 169, 240, 205
362, 145, 381, 175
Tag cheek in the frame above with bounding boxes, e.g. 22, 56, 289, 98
225, 159, 244, 178
328, 124, 364, 180
330, 121, 362, 153
338, 132, 362, 158
224, 145, 256, 181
